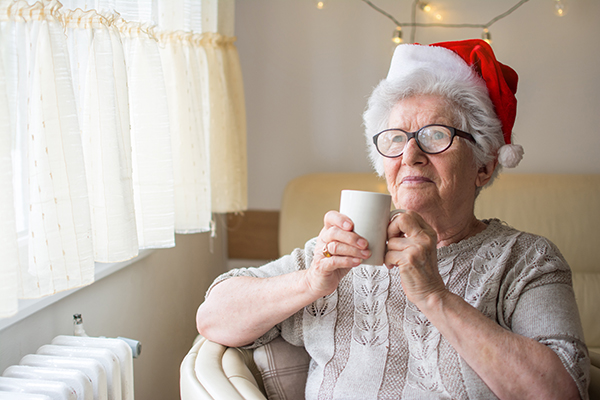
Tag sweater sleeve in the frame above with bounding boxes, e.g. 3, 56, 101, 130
204, 238, 318, 348
503, 235, 590, 399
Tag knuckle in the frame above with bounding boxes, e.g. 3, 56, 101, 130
318, 227, 328, 238
384, 254, 396, 266
323, 210, 340, 226
320, 225, 336, 242
329, 241, 339, 254
404, 246, 426, 264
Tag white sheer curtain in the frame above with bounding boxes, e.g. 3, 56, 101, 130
0, 0, 247, 318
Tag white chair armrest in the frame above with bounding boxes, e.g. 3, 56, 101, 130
223, 348, 267, 399
180, 335, 267, 400
194, 339, 249, 399
180, 337, 212, 399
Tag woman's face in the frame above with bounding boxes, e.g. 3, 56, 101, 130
383, 94, 492, 218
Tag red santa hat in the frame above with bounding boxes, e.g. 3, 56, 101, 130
386, 39, 523, 167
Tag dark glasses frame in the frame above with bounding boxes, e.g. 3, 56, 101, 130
372, 124, 477, 158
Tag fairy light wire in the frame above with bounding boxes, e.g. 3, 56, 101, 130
362, 0, 531, 43
484, 0, 531, 27
362, 0, 403, 26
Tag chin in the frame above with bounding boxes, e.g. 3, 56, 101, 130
395, 188, 432, 209
403, 200, 441, 216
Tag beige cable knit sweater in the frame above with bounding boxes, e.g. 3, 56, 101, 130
210, 220, 590, 399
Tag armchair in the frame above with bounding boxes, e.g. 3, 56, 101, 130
182, 173, 600, 399
180, 335, 309, 399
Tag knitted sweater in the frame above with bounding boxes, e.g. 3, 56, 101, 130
210, 220, 590, 399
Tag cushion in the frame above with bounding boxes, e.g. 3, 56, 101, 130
252, 336, 310, 400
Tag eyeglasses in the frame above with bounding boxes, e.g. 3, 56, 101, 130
372, 124, 476, 158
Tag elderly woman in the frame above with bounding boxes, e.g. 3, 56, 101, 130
197, 39, 589, 399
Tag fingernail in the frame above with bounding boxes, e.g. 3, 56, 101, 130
361, 250, 371, 258
343, 221, 352, 230
357, 239, 368, 248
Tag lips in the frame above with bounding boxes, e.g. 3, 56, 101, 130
401, 175, 433, 184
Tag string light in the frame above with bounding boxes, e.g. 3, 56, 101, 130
316, 1, 325, 9
362, 0, 538, 44
482, 28, 492, 44
417, 1, 443, 21
392, 26, 403, 44
418, 1, 432, 13
553, 0, 569, 17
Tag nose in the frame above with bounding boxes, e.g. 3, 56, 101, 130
401, 137, 427, 166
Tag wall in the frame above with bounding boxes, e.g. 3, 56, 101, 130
0, 224, 228, 400
236, 0, 600, 210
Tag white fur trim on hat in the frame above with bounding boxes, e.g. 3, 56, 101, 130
498, 143, 524, 168
386, 44, 476, 83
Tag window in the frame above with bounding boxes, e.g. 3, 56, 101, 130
0, 0, 247, 319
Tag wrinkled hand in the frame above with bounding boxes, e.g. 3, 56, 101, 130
306, 211, 371, 297
385, 211, 447, 306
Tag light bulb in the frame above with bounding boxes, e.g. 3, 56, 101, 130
482, 28, 492, 44
418, 2, 444, 21
392, 26, 403, 44
316, 1, 325, 9
418, 1, 433, 13
553, 0, 569, 17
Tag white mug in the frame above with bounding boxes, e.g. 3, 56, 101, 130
339, 190, 403, 266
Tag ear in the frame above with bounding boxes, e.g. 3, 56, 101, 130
475, 158, 498, 188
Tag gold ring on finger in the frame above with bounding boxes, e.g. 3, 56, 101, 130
322, 243, 333, 258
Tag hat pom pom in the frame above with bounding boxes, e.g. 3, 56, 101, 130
498, 143, 524, 168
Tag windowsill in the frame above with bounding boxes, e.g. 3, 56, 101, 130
0, 249, 154, 332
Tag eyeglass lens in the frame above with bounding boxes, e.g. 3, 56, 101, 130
376, 125, 454, 157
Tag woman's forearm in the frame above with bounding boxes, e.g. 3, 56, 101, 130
197, 211, 371, 348
420, 291, 580, 400
196, 271, 320, 347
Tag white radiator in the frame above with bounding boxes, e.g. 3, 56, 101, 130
0, 316, 140, 400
